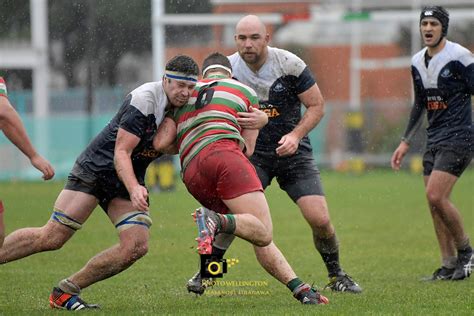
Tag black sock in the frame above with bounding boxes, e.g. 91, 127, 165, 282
321, 252, 342, 277
211, 246, 227, 257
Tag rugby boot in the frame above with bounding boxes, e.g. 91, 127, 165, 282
49, 287, 99, 310
186, 270, 215, 295
193, 207, 220, 255
451, 247, 473, 280
421, 266, 455, 281
293, 283, 329, 305
325, 272, 362, 293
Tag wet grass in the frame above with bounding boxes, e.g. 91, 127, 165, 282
0, 169, 472, 315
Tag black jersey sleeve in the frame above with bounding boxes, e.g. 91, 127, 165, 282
295, 67, 316, 95
119, 99, 149, 139
402, 66, 425, 144
464, 63, 474, 95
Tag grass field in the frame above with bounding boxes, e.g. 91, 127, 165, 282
0, 169, 472, 315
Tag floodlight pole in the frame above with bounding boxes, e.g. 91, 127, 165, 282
349, 0, 362, 112
30, 0, 49, 159
152, 0, 165, 81
31, 0, 49, 118
411, 0, 422, 55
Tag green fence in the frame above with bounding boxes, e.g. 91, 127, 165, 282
1, 88, 328, 181
0, 114, 113, 180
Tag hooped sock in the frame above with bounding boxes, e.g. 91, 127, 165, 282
287, 277, 304, 292
218, 214, 236, 234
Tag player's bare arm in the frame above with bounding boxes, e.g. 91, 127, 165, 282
0, 96, 55, 180
276, 83, 324, 157
241, 128, 258, 157
391, 142, 410, 170
114, 127, 149, 211
153, 117, 178, 154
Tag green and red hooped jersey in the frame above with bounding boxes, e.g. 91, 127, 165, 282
0, 77, 7, 98
172, 75, 259, 171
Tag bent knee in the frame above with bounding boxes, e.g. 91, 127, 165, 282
255, 231, 272, 247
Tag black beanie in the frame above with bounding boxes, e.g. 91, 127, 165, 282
420, 6, 449, 37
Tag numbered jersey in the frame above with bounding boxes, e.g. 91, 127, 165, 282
172, 75, 259, 171
228, 46, 316, 152
411, 40, 474, 147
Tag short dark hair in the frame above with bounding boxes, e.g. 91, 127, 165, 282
420, 6, 449, 37
202, 52, 232, 77
165, 55, 199, 77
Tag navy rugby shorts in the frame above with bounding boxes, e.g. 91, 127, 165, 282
250, 149, 324, 202
423, 145, 472, 177
65, 163, 146, 212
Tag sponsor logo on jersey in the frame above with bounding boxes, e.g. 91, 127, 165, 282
260, 102, 280, 118
138, 148, 160, 158
426, 95, 448, 110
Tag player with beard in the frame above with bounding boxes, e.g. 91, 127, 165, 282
186, 15, 362, 295
0, 55, 199, 309
391, 6, 473, 281
156, 52, 329, 305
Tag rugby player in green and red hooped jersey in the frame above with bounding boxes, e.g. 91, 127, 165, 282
175, 70, 259, 171
186, 15, 362, 296
0, 76, 55, 247
154, 52, 329, 305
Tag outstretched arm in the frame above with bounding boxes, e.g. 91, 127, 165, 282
276, 83, 324, 157
0, 96, 55, 180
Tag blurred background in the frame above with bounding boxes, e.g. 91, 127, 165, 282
0, 0, 473, 185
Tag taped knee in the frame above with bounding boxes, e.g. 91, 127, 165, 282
50, 208, 82, 231
114, 211, 152, 233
